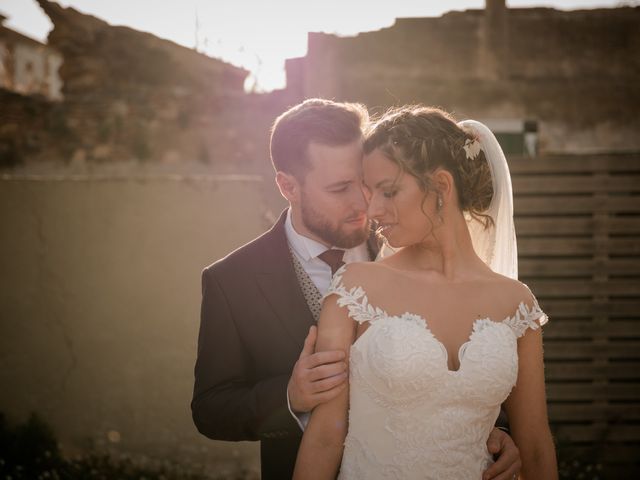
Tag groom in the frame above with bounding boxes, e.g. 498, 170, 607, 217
191, 99, 521, 480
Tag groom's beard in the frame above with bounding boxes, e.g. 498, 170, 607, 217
300, 193, 370, 249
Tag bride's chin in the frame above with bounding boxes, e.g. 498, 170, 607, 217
384, 236, 404, 249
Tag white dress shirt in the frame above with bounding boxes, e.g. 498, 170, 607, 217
284, 208, 370, 430
284, 209, 370, 294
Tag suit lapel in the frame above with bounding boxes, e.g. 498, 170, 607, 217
255, 212, 380, 345
256, 210, 315, 346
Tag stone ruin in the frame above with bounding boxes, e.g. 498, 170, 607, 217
0, 0, 638, 169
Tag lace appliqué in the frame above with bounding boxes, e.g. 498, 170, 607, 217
502, 298, 548, 338
323, 264, 389, 325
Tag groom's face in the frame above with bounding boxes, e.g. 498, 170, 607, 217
298, 139, 370, 248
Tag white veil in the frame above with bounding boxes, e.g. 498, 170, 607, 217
457, 120, 518, 280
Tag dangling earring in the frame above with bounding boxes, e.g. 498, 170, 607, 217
436, 194, 445, 225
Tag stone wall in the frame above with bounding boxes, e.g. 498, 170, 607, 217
3, 3, 636, 168
0, 1, 292, 171
288, 7, 640, 153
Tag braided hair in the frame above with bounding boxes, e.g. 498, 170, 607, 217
364, 105, 494, 228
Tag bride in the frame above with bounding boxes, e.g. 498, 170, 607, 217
292, 106, 557, 479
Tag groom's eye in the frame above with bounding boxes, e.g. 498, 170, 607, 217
328, 184, 350, 193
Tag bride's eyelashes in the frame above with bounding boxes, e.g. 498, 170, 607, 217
383, 189, 398, 199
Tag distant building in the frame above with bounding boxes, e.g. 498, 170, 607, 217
0, 14, 63, 101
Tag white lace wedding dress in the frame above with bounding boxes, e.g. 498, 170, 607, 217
326, 265, 548, 480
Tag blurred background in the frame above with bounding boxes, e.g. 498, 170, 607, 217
0, 0, 639, 478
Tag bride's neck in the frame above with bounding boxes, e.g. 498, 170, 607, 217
403, 213, 484, 280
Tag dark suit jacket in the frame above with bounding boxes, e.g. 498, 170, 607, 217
192, 210, 328, 479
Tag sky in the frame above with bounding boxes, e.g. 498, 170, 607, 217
0, 0, 630, 91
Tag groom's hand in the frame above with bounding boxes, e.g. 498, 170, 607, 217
483, 428, 521, 480
288, 325, 348, 413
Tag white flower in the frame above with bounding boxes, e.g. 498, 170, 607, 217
463, 138, 481, 160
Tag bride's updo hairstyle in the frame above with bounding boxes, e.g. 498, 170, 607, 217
364, 105, 494, 228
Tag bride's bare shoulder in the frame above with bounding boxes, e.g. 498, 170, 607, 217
484, 271, 539, 309
336, 262, 394, 289
339, 261, 384, 279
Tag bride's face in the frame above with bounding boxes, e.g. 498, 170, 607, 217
363, 148, 438, 248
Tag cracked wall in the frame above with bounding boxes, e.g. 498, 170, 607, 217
0, 174, 277, 472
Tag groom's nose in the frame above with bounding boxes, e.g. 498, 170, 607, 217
349, 184, 368, 214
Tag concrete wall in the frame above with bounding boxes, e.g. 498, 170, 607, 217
0, 172, 284, 476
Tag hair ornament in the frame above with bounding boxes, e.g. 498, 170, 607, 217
463, 137, 481, 160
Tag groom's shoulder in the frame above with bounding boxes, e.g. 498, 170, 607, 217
202, 220, 284, 277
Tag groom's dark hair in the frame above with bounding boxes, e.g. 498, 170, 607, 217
270, 98, 368, 181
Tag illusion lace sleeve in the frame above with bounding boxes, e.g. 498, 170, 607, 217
322, 265, 384, 325
504, 289, 549, 338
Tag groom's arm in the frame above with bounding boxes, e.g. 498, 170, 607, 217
495, 407, 510, 433
483, 408, 520, 479
191, 267, 300, 441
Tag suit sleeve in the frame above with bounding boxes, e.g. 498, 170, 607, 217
191, 267, 301, 441
495, 406, 510, 433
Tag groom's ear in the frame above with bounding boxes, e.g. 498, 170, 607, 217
275, 171, 300, 204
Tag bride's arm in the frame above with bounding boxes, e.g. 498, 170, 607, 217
293, 295, 355, 480
504, 311, 558, 480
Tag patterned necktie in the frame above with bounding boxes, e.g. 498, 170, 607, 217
318, 249, 345, 275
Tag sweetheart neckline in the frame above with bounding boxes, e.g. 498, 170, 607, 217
328, 267, 546, 373
352, 314, 512, 374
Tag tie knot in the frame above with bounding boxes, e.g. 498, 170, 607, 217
318, 249, 345, 275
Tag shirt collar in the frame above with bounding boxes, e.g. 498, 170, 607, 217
284, 208, 370, 263
285, 208, 333, 261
